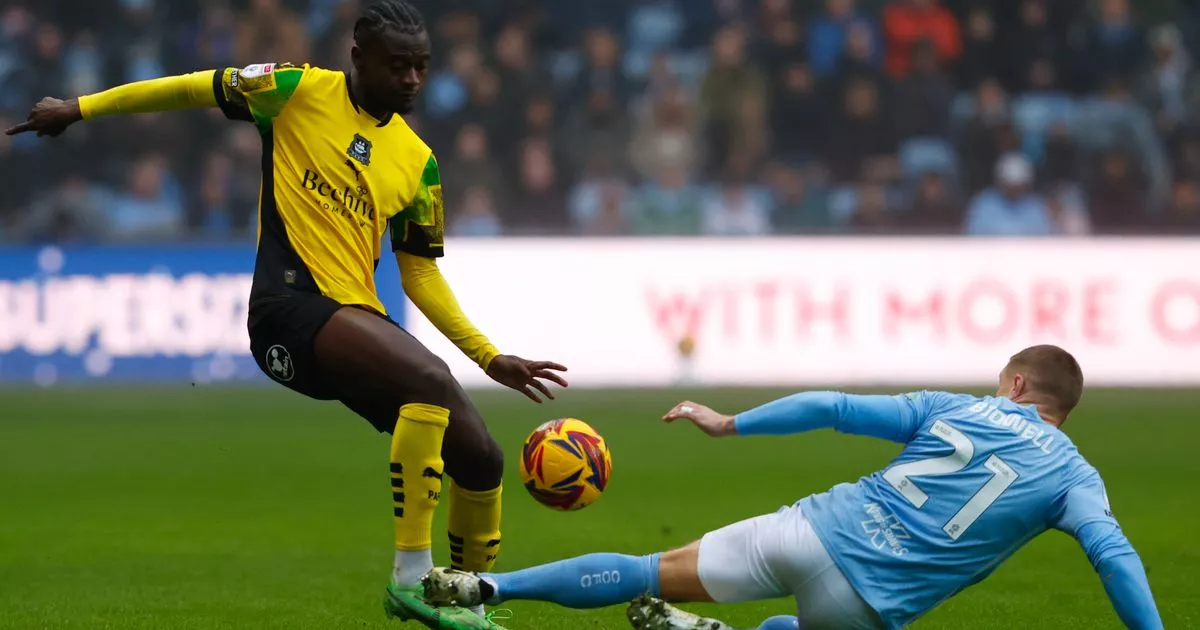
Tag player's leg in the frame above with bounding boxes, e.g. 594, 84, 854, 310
423, 509, 793, 610
313, 307, 503, 589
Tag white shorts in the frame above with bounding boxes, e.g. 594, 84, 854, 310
697, 503, 883, 630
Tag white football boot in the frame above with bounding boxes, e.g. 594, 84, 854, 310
422, 567, 488, 608
626, 595, 735, 630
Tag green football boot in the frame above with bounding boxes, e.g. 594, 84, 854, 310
384, 582, 510, 630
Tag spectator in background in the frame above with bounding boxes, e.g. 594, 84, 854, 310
767, 161, 833, 234
825, 76, 897, 184
1001, 0, 1067, 93
28, 22, 65, 109
562, 87, 631, 184
808, 0, 881, 79
449, 186, 503, 237
1044, 182, 1092, 235
701, 163, 771, 236
882, 0, 961, 79
494, 23, 538, 99
108, 153, 185, 241
837, 20, 886, 87
509, 137, 566, 232
964, 153, 1053, 235
569, 155, 630, 235
905, 170, 960, 233
955, 5, 1001, 89
177, 1, 238, 73
757, 0, 803, 80
234, 0, 309, 66
573, 27, 628, 111
630, 164, 703, 235
1073, 0, 1144, 93
197, 152, 235, 239
0, 116, 36, 224
847, 183, 895, 233
423, 44, 482, 120
62, 30, 103, 98
1158, 177, 1200, 232
769, 61, 827, 163
0, 4, 37, 113
700, 25, 768, 177
10, 174, 109, 243
443, 123, 509, 213
1138, 25, 1200, 136
1173, 131, 1200, 180
959, 79, 1019, 193
1086, 148, 1148, 232
629, 83, 701, 184
893, 39, 955, 139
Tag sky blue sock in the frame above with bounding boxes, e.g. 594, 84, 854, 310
482, 553, 660, 609
756, 615, 799, 630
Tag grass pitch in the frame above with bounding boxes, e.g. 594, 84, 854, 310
1, 386, 1196, 629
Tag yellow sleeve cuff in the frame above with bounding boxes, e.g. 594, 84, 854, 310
396, 252, 500, 370
79, 71, 217, 120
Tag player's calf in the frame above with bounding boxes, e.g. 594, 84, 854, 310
441, 385, 505, 593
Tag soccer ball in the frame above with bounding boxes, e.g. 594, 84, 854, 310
518, 418, 612, 511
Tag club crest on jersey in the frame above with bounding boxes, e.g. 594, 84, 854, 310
347, 134, 373, 166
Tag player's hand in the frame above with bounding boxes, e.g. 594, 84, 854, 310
4, 97, 84, 138
486, 355, 568, 403
662, 401, 737, 437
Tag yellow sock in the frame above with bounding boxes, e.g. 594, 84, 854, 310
390, 403, 449, 562
447, 482, 503, 572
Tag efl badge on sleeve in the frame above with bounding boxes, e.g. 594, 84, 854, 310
347, 134, 373, 167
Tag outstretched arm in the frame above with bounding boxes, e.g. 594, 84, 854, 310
5, 71, 217, 137
663, 391, 926, 443
7, 64, 306, 137
1052, 478, 1163, 629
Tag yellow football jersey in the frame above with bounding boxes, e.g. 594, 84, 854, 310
212, 62, 444, 316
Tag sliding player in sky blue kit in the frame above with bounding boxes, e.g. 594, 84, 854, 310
407, 345, 1162, 630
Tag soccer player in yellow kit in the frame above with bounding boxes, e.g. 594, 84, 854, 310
7, 2, 563, 627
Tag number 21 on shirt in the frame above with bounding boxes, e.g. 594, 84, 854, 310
883, 420, 1020, 541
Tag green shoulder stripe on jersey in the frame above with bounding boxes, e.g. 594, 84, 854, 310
215, 64, 304, 128
389, 155, 445, 257
247, 67, 304, 127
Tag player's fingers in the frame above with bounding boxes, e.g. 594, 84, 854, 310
528, 360, 568, 372
4, 121, 33, 135
663, 402, 696, 421
520, 385, 543, 404
530, 378, 555, 401
532, 369, 568, 387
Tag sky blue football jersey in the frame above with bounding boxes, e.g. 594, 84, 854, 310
798, 391, 1118, 629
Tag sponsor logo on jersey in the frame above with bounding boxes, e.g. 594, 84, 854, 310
861, 502, 911, 556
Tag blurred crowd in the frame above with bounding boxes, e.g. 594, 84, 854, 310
3, 0, 1200, 241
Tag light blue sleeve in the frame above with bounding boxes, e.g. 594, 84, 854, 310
1053, 475, 1164, 630
732, 391, 935, 444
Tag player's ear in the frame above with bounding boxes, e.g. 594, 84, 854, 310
351, 45, 364, 72
1010, 372, 1027, 399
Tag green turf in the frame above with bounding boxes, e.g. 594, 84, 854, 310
1, 386, 1195, 629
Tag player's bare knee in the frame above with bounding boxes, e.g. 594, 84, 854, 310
449, 435, 504, 490
657, 542, 711, 602
404, 357, 456, 407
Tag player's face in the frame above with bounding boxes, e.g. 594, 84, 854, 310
354, 28, 430, 115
